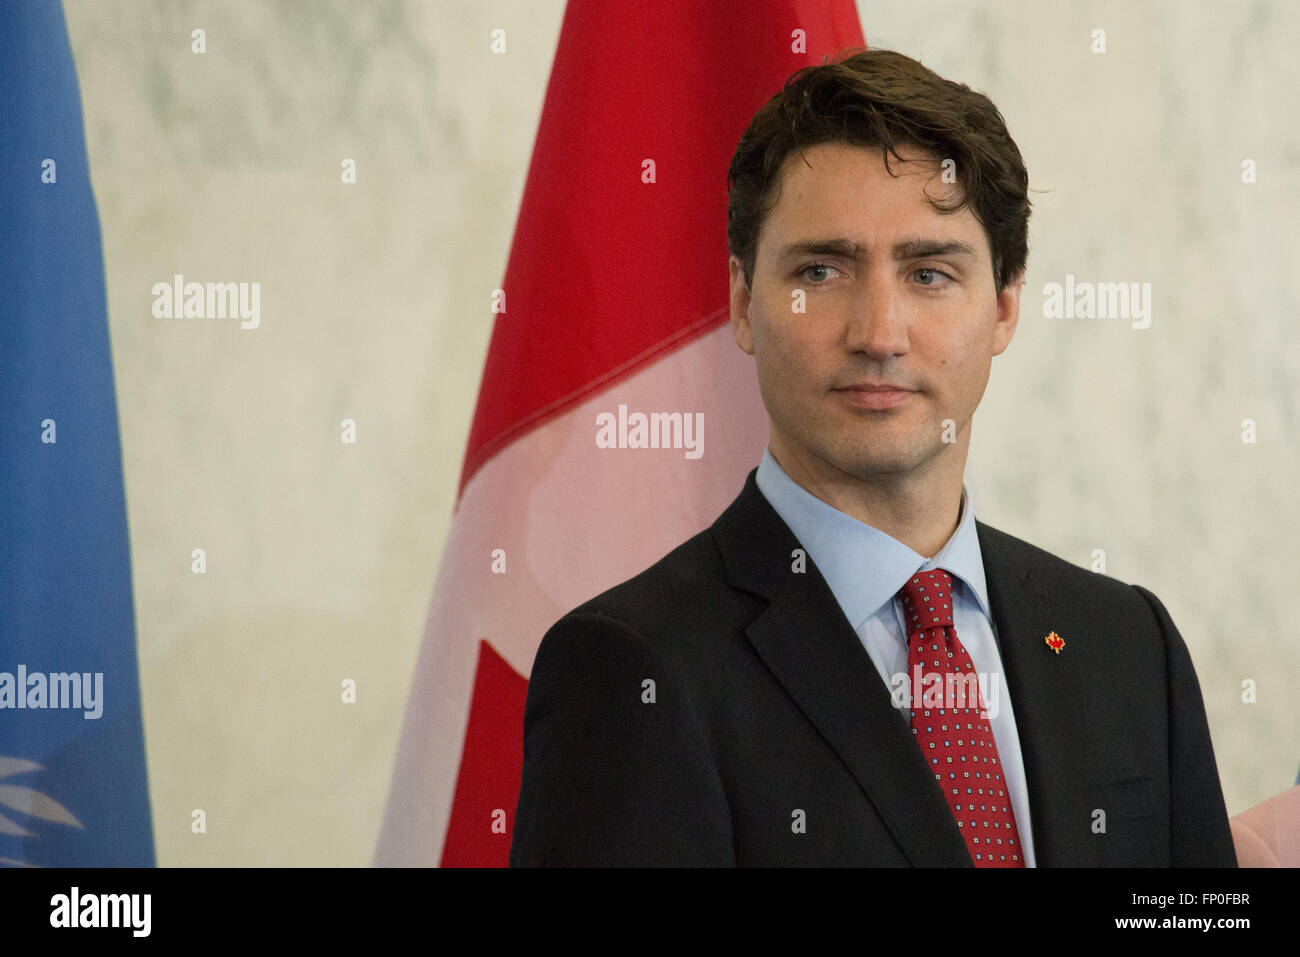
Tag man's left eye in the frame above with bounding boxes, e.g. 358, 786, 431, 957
914, 268, 952, 286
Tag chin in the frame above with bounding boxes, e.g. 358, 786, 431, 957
854, 424, 946, 467
840, 455, 923, 480
817, 444, 924, 480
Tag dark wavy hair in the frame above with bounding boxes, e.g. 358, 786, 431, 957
727, 48, 1030, 291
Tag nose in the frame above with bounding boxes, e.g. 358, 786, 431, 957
844, 270, 909, 361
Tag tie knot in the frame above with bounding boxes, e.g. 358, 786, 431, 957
898, 568, 956, 633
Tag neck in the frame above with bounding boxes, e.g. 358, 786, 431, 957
769, 441, 966, 558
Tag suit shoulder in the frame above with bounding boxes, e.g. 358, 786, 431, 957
976, 520, 1161, 616
562, 525, 733, 627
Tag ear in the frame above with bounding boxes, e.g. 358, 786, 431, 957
992, 273, 1022, 356
729, 255, 755, 355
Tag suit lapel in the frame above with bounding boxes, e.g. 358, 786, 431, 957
713, 470, 973, 866
977, 521, 1105, 866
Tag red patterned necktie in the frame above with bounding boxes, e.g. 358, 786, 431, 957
898, 568, 1025, 867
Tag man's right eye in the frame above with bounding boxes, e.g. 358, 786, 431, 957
798, 263, 839, 284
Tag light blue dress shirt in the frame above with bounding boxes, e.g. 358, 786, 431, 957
755, 445, 1038, 866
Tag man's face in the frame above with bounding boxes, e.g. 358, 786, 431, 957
729, 141, 1020, 491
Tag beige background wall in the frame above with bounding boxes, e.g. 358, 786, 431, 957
61, 0, 1297, 865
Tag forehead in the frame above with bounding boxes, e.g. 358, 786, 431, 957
758, 141, 986, 256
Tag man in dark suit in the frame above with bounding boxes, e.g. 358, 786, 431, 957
510, 49, 1236, 867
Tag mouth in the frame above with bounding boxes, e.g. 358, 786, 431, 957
833, 383, 916, 410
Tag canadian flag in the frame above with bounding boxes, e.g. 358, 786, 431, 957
375, 0, 864, 867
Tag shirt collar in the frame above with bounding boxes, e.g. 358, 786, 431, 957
754, 445, 992, 631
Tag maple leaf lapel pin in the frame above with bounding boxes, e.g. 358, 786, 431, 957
1044, 631, 1065, 654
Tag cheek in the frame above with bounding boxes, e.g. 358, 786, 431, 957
934, 308, 996, 378
754, 335, 801, 399
751, 302, 810, 376
946, 339, 994, 403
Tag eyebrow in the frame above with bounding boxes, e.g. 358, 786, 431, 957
775, 238, 979, 263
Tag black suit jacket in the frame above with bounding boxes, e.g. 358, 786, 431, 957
510, 469, 1236, 866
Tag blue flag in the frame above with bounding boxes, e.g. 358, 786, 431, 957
0, 0, 154, 866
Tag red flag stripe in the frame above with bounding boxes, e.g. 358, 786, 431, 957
439, 640, 528, 868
